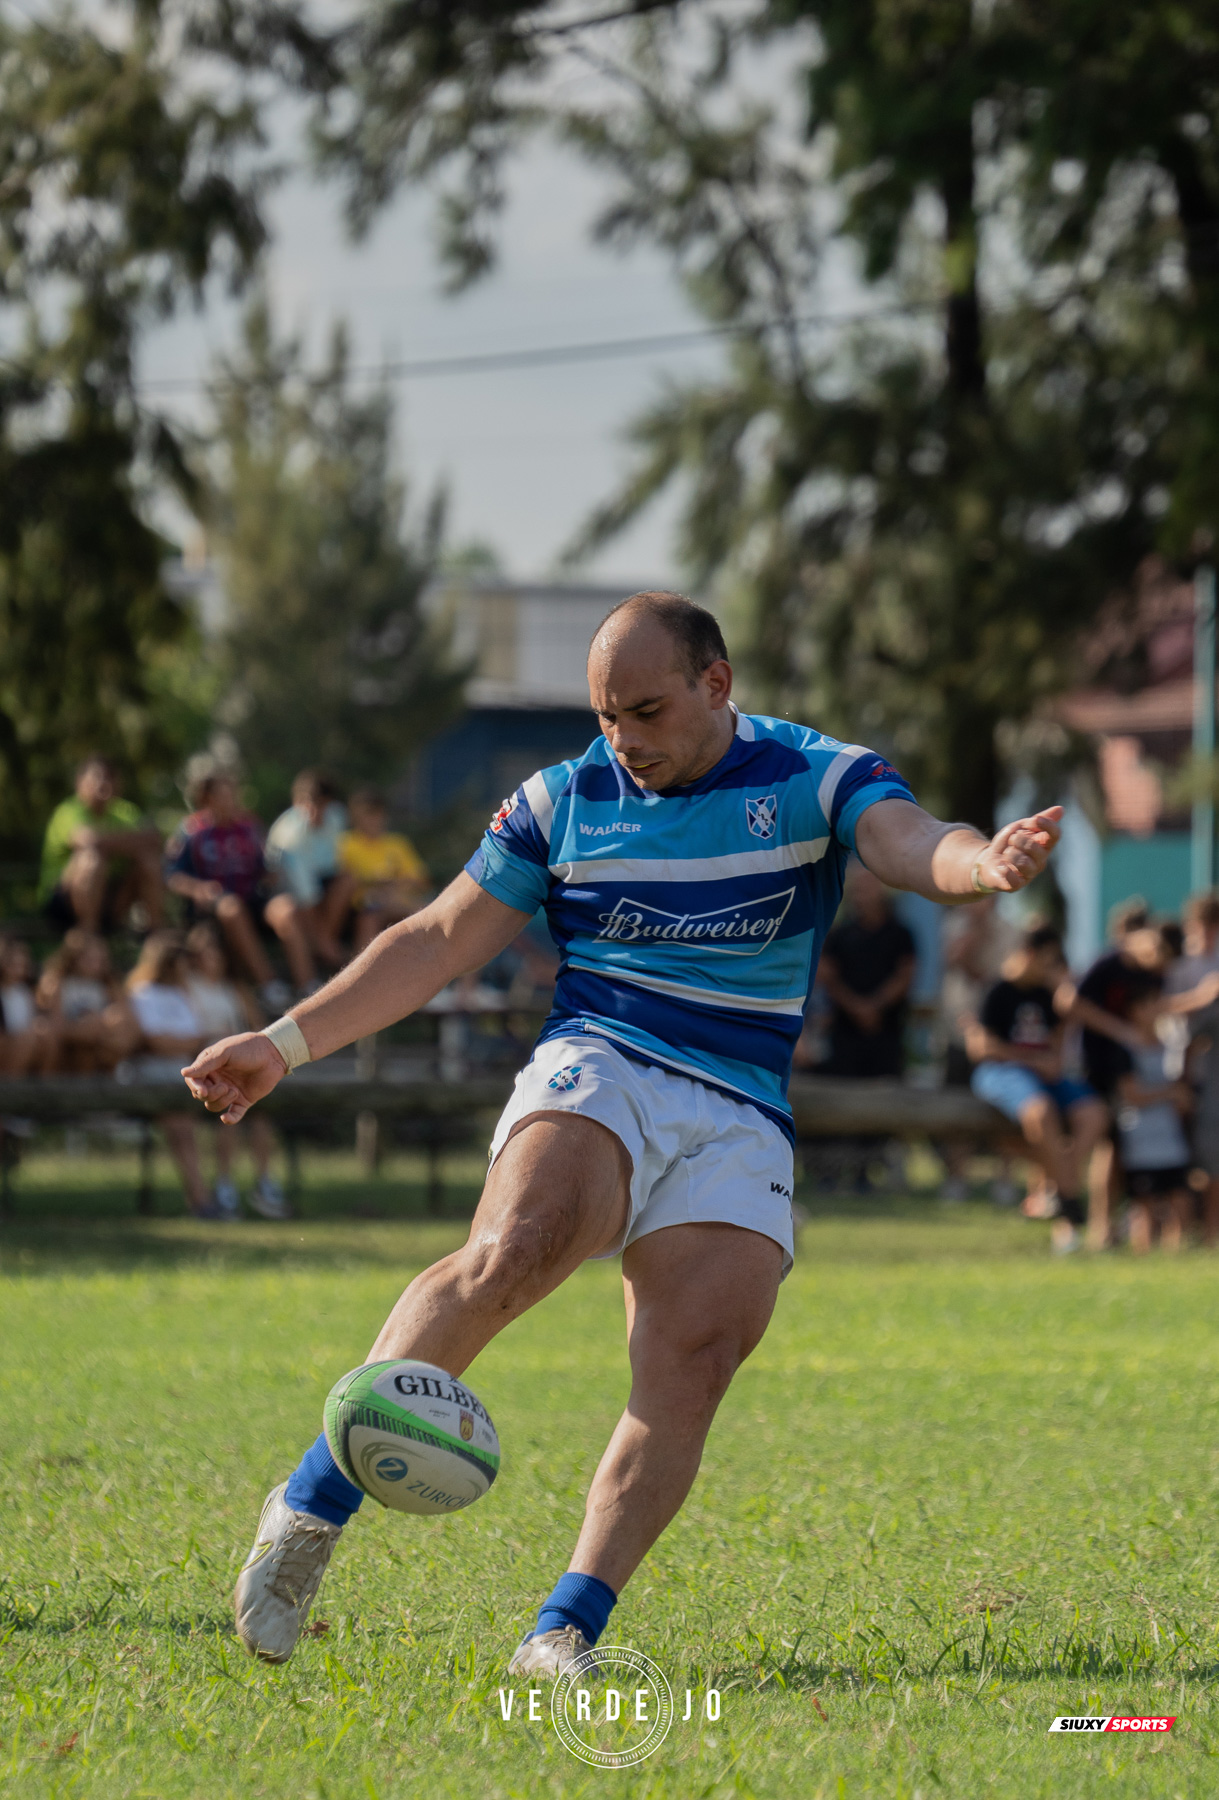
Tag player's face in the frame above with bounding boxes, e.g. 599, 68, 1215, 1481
588, 620, 734, 791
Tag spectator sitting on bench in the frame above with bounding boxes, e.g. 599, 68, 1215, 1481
337, 787, 430, 954
127, 930, 226, 1220
39, 755, 164, 935
267, 771, 350, 969
0, 934, 58, 1075
184, 923, 289, 1220
35, 929, 139, 1072
165, 772, 315, 1012
969, 924, 1109, 1254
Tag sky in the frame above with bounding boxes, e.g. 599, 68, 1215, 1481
142, 123, 727, 588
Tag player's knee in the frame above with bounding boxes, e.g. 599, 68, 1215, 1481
215, 892, 245, 923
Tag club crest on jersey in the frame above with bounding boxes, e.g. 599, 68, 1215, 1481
745, 794, 778, 839
489, 794, 517, 834
547, 1064, 584, 1091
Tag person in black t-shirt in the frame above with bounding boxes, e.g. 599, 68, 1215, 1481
819, 868, 917, 1078
969, 925, 1108, 1251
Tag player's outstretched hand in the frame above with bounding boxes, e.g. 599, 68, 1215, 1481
181, 1032, 287, 1124
974, 805, 1064, 893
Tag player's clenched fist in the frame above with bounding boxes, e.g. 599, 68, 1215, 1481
182, 1031, 288, 1124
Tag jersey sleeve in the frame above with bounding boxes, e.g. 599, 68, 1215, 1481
821, 748, 917, 854
464, 779, 554, 915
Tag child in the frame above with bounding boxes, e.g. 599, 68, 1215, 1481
126, 931, 221, 1220
969, 924, 1109, 1252
337, 787, 429, 953
184, 924, 290, 1220
1115, 983, 1194, 1253
36, 929, 138, 1072
0, 935, 58, 1075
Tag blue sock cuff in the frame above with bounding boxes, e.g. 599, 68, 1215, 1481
284, 1431, 365, 1529
536, 1572, 617, 1646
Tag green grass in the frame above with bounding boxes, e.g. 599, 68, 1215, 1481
3, 1196, 1219, 1798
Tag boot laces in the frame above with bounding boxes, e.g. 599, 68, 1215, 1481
269, 1521, 334, 1609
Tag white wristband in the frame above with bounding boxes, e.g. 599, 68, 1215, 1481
970, 853, 997, 896
262, 1015, 312, 1073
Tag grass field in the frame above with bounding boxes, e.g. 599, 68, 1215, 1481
3, 1181, 1219, 1798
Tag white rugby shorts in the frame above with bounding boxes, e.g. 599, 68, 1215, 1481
488, 1034, 795, 1275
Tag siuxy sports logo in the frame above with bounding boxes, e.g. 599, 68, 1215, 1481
1048, 1716, 1176, 1733
595, 888, 795, 956
745, 795, 777, 839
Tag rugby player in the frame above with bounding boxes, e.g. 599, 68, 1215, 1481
182, 592, 1062, 1675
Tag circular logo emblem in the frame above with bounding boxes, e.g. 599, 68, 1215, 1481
374, 1455, 408, 1482
551, 1646, 673, 1769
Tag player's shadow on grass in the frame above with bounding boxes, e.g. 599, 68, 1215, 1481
0, 1216, 474, 1275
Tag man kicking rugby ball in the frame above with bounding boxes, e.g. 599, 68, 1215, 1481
183, 592, 1061, 1676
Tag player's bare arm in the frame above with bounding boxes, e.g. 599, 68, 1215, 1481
181, 875, 529, 1122
855, 798, 1063, 903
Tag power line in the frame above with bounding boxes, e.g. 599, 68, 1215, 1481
136, 301, 935, 396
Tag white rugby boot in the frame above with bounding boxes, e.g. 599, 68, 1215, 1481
508, 1625, 599, 1681
233, 1482, 342, 1663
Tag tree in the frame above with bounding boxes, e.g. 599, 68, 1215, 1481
0, 4, 266, 845
206, 301, 464, 818
557, 13, 1178, 825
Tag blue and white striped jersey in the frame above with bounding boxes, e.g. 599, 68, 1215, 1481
465, 706, 916, 1139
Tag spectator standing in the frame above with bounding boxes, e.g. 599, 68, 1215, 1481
39, 755, 163, 935
36, 930, 138, 1071
266, 772, 350, 968
337, 787, 430, 953
969, 925, 1108, 1253
1115, 983, 1193, 1254
166, 773, 315, 1008
0, 936, 58, 1074
126, 932, 226, 1219
184, 924, 290, 1219
819, 867, 917, 1078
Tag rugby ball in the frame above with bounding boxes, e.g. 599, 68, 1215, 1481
323, 1359, 500, 1515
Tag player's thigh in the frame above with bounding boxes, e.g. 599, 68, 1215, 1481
472, 1109, 631, 1273
622, 1222, 784, 1391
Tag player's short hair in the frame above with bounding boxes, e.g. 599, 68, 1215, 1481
1023, 924, 1062, 955
350, 785, 388, 812
594, 590, 728, 685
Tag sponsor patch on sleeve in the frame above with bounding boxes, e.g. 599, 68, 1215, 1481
489, 794, 517, 834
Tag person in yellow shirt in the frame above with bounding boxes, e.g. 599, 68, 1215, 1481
337, 789, 430, 951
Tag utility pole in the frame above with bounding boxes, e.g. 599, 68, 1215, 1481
1193, 562, 1216, 895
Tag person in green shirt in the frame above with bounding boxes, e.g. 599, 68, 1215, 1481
40, 756, 164, 934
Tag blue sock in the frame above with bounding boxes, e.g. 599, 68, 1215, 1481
535, 1572, 617, 1646
284, 1432, 365, 1529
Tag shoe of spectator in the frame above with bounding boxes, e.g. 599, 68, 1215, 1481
1050, 1220, 1079, 1254
260, 979, 293, 1016
991, 1177, 1021, 1208
941, 1175, 969, 1203
251, 1174, 291, 1220
191, 1199, 234, 1221
212, 1177, 241, 1219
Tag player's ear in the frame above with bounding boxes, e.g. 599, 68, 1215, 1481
704, 659, 732, 707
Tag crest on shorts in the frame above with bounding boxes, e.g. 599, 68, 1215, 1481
547, 1064, 584, 1092
459, 1410, 474, 1441
745, 794, 777, 839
